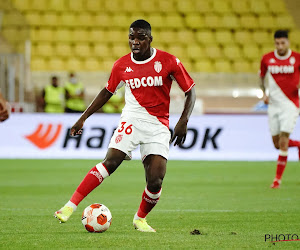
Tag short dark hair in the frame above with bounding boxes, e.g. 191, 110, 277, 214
130, 19, 151, 33
274, 30, 289, 39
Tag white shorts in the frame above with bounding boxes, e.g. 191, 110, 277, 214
268, 102, 299, 136
108, 117, 171, 161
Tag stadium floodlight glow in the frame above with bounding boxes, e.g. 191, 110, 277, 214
256, 89, 264, 99
232, 90, 239, 98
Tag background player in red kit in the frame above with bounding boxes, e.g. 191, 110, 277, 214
54, 20, 196, 232
260, 30, 300, 189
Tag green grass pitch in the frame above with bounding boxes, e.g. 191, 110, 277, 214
0, 159, 299, 249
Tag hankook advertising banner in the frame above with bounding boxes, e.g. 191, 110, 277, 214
0, 113, 299, 161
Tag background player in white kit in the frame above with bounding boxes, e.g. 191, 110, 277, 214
260, 30, 300, 189
54, 20, 196, 232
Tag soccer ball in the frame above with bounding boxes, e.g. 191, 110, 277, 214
81, 203, 112, 233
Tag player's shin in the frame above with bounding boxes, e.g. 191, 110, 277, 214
135, 187, 162, 219
70, 163, 110, 206
275, 150, 288, 180
55, 161, 110, 222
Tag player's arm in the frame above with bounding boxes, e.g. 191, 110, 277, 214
260, 76, 268, 104
170, 87, 196, 146
70, 88, 113, 136
259, 55, 269, 104
0, 91, 10, 122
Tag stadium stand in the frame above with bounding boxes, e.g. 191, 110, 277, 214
0, 0, 296, 73
0, 0, 299, 113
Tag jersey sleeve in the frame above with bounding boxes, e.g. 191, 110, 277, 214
170, 56, 195, 92
297, 52, 300, 71
260, 56, 268, 78
105, 61, 123, 94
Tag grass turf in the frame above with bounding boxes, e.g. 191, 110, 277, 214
0, 159, 299, 249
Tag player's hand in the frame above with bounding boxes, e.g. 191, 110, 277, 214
0, 101, 10, 122
263, 94, 269, 105
170, 119, 188, 146
70, 118, 85, 136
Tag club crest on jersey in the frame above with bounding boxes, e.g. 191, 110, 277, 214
115, 134, 123, 144
154, 61, 162, 73
289, 56, 295, 65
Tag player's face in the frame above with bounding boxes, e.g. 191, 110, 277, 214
274, 38, 290, 56
52, 77, 58, 87
128, 28, 152, 60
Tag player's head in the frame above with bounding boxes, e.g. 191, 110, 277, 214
128, 19, 153, 60
51, 76, 58, 87
274, 30, 290, 56
69, 72, 77, 84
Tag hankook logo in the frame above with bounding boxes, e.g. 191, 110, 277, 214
25, 123, 62, 149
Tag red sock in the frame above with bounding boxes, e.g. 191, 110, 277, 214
137, 187, 162, 218
70, 163, 109, 206
275, 154, 288, 180
288, 139, 300, 147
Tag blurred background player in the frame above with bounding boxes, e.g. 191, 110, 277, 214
102, 90, 125, 113
0, 91, 10, 122
54, 19, 196, 232
260, 30, 300, 189
65, 72, 86, 113
39, 76, 65, 113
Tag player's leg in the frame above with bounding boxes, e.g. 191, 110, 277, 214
288, 139, 300, 160
271, 132, 289, 188
286, 102, 300, 157
55, 116, 138, 223
133, 154, 167, 232
54, 148, 126, 222
271, 105, 299, 188
272, 135, 280, 149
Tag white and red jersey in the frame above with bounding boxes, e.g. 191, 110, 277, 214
260, 49, 300, 108
106, 48, 195, 127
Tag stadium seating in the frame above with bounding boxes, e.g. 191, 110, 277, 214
84, 58, 102, 71
55, 43, 73, 57
93, 44, 111, 58
34, 43, 53, 57
66, 57, 83, 71
214, 59, 232, 72
258, 15, 277, 30
221, 14, 240, 29
267, 0, 289, 14
231, 0, 250, 14
232, 60, 252, 73
234, 31, 254, 46
48, 57, 65, 71
223, 45, 243, 61
204, 45, 223, 60
184, 14, 204, 29
3, 0, 299, 72
194, 60, 214, 72
215, 31, 233, 45
186, 45, 206, 60
211, 0, 232, 14
252, 31, 271, 45
31, 57, 47, 71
